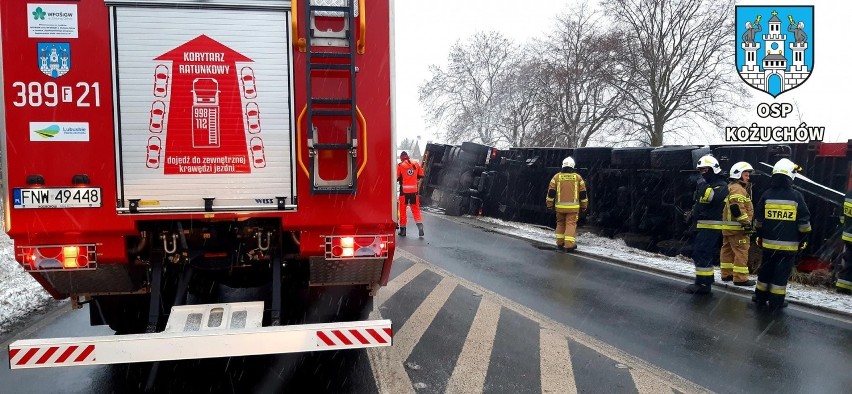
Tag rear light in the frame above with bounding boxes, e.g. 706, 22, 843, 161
17, 244, 97, 271
324, 235, 391, 259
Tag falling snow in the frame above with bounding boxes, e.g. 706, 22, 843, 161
0, 222, 52, 334
471, 216, 852, 316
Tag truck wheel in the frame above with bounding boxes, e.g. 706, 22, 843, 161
92, 295, 149, 334
573, 147, 613, 168
611, 147, 653, 168
650, 146, 699, 170
308, 286, 373, 323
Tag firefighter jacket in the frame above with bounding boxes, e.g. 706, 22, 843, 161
546, 170, 588, 213
397, 159, 424, 194
842, 190, 852, 242
722, 180, 754, 236
754, 183, 812, 253
694, 174, 736, 230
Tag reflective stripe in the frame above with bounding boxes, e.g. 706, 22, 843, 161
696, 220, 743, 230
729, 193, 751, 202
770, 286, 786, 295
555, 234, 565, 239
755, 281, 768, 291
564, 236, 576, 241
720, 262, 734, 269
837, 279, 852, 290
580, 199, 588, 203
736, 214, 749, 221
798, 223, 812, 233
696, 267, 714, 276
546, 197, 555, 202
733, 266, 750, 274
762, 239, 799, 251
766, 199, 798, 207
844, 201, 852, 217
699, 188, 714, 203
555, 203, 580, 209
843, 232, 852, 242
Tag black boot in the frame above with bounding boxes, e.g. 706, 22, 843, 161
734, 279, 756, 287
837, 287, 852, 295
416, 223, 424, 238
398, 227, 406, 237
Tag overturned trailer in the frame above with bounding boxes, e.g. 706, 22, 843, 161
421, 141, 852, 272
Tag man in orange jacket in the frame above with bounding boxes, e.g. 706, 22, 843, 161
397, 151, 425, 237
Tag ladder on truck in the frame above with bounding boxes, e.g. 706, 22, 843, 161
303, 0, 361, 194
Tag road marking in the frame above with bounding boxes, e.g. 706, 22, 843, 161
630, 368, 676, 394
540, 328, 577, 394
374, 263, 425, 308
445, 297, 501, 394
391, 248, 711, 394
394, 277, 457, 360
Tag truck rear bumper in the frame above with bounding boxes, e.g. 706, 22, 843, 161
8, 301, 392, 369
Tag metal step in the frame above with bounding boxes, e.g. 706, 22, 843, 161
311, 97, 353, 105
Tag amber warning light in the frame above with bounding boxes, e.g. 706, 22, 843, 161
17, 245, 97, 271
325, 235, 391, 259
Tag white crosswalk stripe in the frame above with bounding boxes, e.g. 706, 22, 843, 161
368, 249, 711, 394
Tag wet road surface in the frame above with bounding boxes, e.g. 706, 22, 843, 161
2, 211, 851, 393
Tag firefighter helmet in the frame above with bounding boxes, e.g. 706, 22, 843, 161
562, 157, 575, 169
696, 155, 721, 174
772, 158, 799, 180
729, 161, 754, 180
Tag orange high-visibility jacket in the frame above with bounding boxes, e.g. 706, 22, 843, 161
397, 160, 424, 194
546, 172, 588, 213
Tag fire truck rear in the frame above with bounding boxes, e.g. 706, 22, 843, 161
1, 0, 397, 368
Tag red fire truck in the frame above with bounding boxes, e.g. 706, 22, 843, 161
2, 0, 397, 368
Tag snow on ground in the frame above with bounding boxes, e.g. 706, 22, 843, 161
472, 216, 852, 316
0, 223, 52, 334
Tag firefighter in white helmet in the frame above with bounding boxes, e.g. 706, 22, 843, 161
685, 155, 729, 294
753, 158, 811, 310
546, 157, 588, 252
719, 161, 756, 286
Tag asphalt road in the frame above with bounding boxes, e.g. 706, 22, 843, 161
3, 211, 851, 393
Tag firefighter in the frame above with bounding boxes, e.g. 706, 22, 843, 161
720, 161, 756, 286
397, 151, 425, 237
685, 155, 729, 295
753, 158, 811, 310
545, 157, 588, 252
836, 188, 852, 295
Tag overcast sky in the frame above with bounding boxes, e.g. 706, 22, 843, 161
392, 0, 852, 147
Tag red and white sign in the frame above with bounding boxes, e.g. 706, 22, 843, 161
316, 327, 393, 348
150, 35, 265, 175
9, 344, 96, 368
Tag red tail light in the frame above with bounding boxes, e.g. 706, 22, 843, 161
324, 235, 391, 259
17, 244, 97, 271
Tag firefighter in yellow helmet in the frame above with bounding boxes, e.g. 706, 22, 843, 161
753, 158, 811, 311
546, 157, 588, 252
720, 161, 756, 286
685, 155, 729, 295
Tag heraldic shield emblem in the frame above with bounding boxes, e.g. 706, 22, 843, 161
736, 6, 813, 97
37, 42, 71, 79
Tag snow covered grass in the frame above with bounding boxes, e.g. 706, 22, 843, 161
470, 216, 852, 316
0, 222, 52, 334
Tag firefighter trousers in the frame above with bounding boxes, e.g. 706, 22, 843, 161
720, 233, 750, 282
555, 211, 579, 249
837, 242, 852, 292
692, 229, 720, 286
398, 193, 422, 227
755, 250, 796, 307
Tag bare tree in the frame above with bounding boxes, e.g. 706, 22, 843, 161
532, 3, 627, 148
603, 0, 749, 146
397, 137, 415, 150
492, 50, 545, 147
419, 32, 518, 146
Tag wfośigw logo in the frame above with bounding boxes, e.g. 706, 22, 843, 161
736, 6, 813, 97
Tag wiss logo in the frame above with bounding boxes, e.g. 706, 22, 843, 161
735, 6, 814, 97
255, 199, 274, 204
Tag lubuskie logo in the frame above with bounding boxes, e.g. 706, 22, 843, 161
32, 7, 46, 20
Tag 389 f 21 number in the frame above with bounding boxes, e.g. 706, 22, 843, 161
11, 82, 101, 107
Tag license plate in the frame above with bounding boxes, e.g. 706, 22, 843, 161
13, 187, 102, 209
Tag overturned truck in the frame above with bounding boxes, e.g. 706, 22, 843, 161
421, 141, 851, 272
